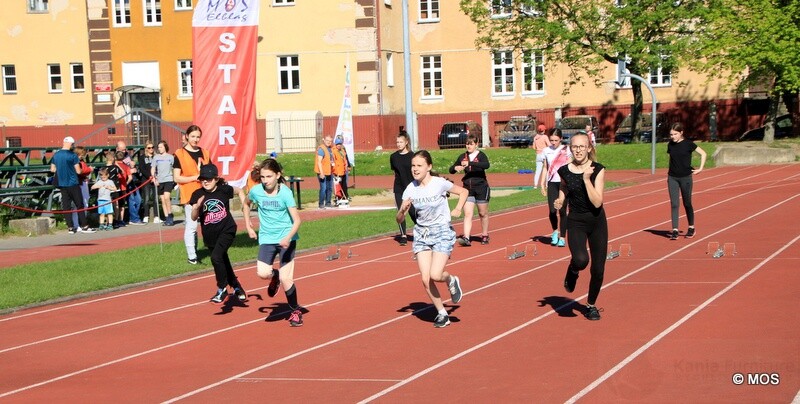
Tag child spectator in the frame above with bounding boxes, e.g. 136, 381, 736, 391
152, 141, 175, 226
92, 168, 117, 230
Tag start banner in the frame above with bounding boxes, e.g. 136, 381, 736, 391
192, 0, 259, 187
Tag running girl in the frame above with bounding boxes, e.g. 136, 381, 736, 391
390, 130, 416, 246
449, 133, 491, 246
540, 128, 571, 247
397, 150, 468, 328
189, 164, 247, 304
554, 133, 607, 321
243, 158, 304, 327
666, 123, 707, 240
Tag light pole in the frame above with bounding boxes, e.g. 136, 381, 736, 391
617, 61, 658, 175
402, 0, 415, 150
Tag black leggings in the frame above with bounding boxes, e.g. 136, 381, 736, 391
567, 210, 608, 305
667, 175, 694, 230
547, 181, 567, 237
394, 190, 417, 236
205, 231, 238, 289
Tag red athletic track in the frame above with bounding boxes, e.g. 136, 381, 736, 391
0, 165, 798, 402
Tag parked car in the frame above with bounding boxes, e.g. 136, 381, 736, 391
499, 116, 537, 147
615, 112, 670, 143
738, 114, 795, 141
556, 115, 599, 145
437, 121, 486, 149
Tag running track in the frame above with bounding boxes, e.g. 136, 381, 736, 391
0, 165, 798, 402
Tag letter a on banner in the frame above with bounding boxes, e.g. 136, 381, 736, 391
192, 0, 259, 187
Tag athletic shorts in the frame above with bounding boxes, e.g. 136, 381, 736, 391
412, 223, 456, 256
157, 181, 175, 194
97, 199, 114, 215
258, 241, 297, 268
465, 182, 490, 204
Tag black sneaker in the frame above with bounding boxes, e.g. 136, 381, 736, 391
433, 313, 450, 328
480, 235, 490, 245
68, 228, 77, 234
78, 226, 97, 234
187, 258, 198, 265
399, 236, 408, 246
585, 305, 602, 321
685, 227, 696, 239
267, 272, 280, 298
456, 236, 471, 247
233, 285, 247, 302
448, 275, 463, 304
210, 288, 228, 304
564, 268, 579, 293
669, 229, 679, 240
289, 309, 303, 327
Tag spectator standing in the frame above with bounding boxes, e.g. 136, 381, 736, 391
390, 130, 416, 246
173, 125, 210, 264
532, 124, 549, 189
314, 135, 335, 209
50, 136, 95, 234
117, 141, 143, 225
101, 151, 121, 228
332, 136, 351, 201
70, 146, 93, 229
138, 141, 158, 223
152, 140, 175, 226
114, 150, 133, 226
92, 168, 117, 230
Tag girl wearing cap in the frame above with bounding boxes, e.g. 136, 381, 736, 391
554, 132, 607, 321
243, 158, 305, 327
189, 163, 247, 304
532, 124, 549, 189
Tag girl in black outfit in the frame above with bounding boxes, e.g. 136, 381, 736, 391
667, 122, 706, 240
390, 131, 416, 246
555, 133, 607, 321
449, 133, 491, 246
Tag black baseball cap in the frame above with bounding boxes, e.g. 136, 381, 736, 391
198, 164, 218, 180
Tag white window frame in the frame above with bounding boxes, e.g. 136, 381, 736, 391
649, 57, 672, 87
2, 65, 17, 94
522, 50, 545, 94
386, 53, 395, 87
27, 0, 48, 13
143, 0, 162, 26
174, 0, 192, 11
48, 64, 62, 93
273, 0, 295, 6
112, 0, 131, 27
70, 63, 85, 93
178, 60, 193, 97
492, 51, 515, 96
491, 0, 512, 18
419, 0, 440, 23
278, 55, 300, 93
420, 55, 443, 99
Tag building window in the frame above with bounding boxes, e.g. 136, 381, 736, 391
144, 0, 162, 26
420, 55, 442, 98
649, 58, 672, 87
491, 0, 512, 18
419, 0, 439, 22
178, 60, 193, 97
2, 65, 17, 94
113, 0, 131, 27
522, 50, 544, 93
70, 63, 85, 92
278, 55, 300, 93
492, 51, 514, 95
386, 53, 395, 87
27, 0, 48, 13
273, 0, 295, 5
175, 0, 192, 10
48, 64, 62, 93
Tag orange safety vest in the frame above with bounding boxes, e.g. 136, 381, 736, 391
333, 148, 349, 176
174, 146, 209, 205
314, 145, 333, 176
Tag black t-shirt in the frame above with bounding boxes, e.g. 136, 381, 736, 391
557, 162, 605, 215
138, 154, 154, 180
189, 184, 237, 237
173, 147, 206, 172
390, 151, 415, 194
667, 139, 697, 178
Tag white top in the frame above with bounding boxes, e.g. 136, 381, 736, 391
542, 145, 571, 183
402, 176, 454, 227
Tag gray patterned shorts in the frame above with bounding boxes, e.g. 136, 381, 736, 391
412, 223, 456, 255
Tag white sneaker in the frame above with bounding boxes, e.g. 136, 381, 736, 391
153, 217, 162, 224
77, 227, 97, 234
143, 217, 149, 223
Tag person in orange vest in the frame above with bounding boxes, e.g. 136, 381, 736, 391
332, 136, 351, 203
173, 124, 210, 265
314, 135, 335, 209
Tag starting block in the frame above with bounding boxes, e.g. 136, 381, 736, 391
706, 241, 736, 258
607, 243, 633, 260
325, 245, 354, 261
723, 242, 737, 256
506, 244, 537, 260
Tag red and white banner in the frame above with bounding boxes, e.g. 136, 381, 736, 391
192, 0, 259, 187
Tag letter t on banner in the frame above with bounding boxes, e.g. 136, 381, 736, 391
192, 0, 260, 188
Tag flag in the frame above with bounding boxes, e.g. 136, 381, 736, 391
334, 64, 355, 166
192, 0, 259, 187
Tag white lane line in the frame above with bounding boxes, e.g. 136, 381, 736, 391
566, 232, 800, 403
236, 377, 403, 383
357, 195, 800, 403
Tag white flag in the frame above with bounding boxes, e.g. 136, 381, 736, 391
334, 64, 354, 166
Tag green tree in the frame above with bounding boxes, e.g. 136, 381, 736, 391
459, 0, 722, 137
691, 0, 800, 142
